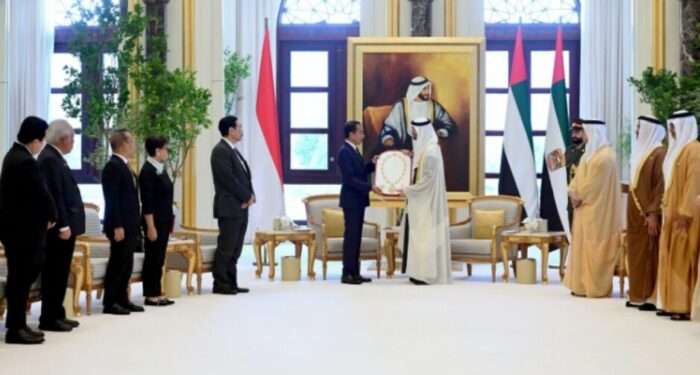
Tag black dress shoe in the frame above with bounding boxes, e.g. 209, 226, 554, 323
356, 275, 372, 283
24, 326, 45, 338
341, 274, 362, 285
638, 303, 657, 312
570, 291, 586, 297
213, 286, 238, 295
656, 310, 672, 317
409, 277, 428, 285
121, 302, 145, 312
163, 298, 175, 305
235, 287, 250, 293
145, 299, 170, 306
39, 320, 73, 332
61, 318, 80, 328
103, 303, 131, 315
670, 313, 690, 321
6, 328, 45, 345
625, 301, 641, 308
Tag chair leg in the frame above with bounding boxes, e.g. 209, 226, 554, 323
197, 272, 203, 295
377, 254, 381, 279
323, 260, 327, 280
86, 290, 93, 316
96, 289, 103, 300
491, 264, 496, 283
467, 263, 472, 277
512, 259, 518, 277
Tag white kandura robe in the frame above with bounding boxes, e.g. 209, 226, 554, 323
399, 144, 452, 284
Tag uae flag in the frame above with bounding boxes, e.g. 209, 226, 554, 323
539, 27, 570, 239
251, 23, 285, 229
498, 27, 539, 218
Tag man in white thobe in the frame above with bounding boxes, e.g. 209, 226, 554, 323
379, 76, 457, 150
398, 117, 452, 285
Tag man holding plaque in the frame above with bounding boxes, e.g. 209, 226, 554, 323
398, 118, 452, 285
337, 121, 382, 285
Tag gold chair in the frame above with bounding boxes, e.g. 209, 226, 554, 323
449, 195, 524, 282
303, 194, 381, 280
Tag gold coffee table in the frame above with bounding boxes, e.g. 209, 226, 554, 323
500, 231, 569, 284
253, 230, 316, 281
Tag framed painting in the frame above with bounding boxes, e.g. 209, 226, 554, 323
347, 37, 485, 194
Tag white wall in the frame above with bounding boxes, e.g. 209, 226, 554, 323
0, 0, 8, 155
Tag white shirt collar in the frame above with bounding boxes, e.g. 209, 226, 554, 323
114, 153, 129, 164
147, 157, 164, 174
345, 140, 358, 149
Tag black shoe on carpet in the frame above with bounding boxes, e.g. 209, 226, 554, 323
638, 303, 657, 312
409, 277, 428, 285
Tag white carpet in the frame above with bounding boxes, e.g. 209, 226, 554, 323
2, 244, 699, 375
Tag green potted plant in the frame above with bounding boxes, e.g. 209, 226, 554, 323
61, 1, 149, 178
223, 48, 252, 115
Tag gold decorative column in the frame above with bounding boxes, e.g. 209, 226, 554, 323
127, 0, 141, 172
652, 0, 666, 70
388, 0, 400, 37
182, 0, 196, 226
444, 0, 456, 37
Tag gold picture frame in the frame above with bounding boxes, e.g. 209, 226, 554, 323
347, 37, 485, 195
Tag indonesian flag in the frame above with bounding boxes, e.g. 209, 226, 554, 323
498, 27, 539, 218
540, 26, 571, 240
250, 25, 285, 231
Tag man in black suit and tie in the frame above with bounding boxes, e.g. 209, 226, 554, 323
210, 116, 254, 295
337, 121, 381, 285
37, 119, 85, 332
101, 129, 144, 314
0, 116, 57, 344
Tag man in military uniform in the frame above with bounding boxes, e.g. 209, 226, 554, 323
565, 120, 586, 225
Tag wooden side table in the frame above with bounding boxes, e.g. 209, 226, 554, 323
253, 230, 316, 281
500, 231, 568, 284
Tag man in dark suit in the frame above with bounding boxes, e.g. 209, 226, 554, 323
37, 119, 85, 332
337, 121, 381, 285
210, 116, 254, 295
101, 129, 143, 315
0, 116, 57, 344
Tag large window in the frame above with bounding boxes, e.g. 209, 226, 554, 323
50, 0, 124, 209
484, 0, 580, 195
278, 0, 360, 219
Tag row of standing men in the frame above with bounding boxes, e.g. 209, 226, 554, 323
0, 115, 255, 344
564, 112, 700, 322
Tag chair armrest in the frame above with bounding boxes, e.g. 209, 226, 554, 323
449, 219, 472, 240
77, 234, 111, 243
179, 225, 219, 233
362, 221, 380, 239
171, 230, 200, 244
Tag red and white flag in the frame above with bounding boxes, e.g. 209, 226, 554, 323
251, 24, 285, 230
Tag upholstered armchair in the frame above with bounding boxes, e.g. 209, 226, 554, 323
76, 203, 145, 315
0, 248, 42, 318
303, 194, 381, 280
0, 256, 6, 319
449, 195, 524, 282
166, 204, 215, 295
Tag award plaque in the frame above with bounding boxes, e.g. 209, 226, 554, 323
375, 151, 412, 195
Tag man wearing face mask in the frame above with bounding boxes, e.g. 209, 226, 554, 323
565, 120, 586, 225
0, 116, 57, 344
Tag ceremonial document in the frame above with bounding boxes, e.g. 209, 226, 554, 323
375, 151, 412, 195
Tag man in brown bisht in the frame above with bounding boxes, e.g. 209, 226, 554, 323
625, 116, 666, 311
656, 110, 700, 321
565, 119, 622, 298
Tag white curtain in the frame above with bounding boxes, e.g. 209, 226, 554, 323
225, 0, 283, 241
7, 0, 54, 140
580, 0, 633, 179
